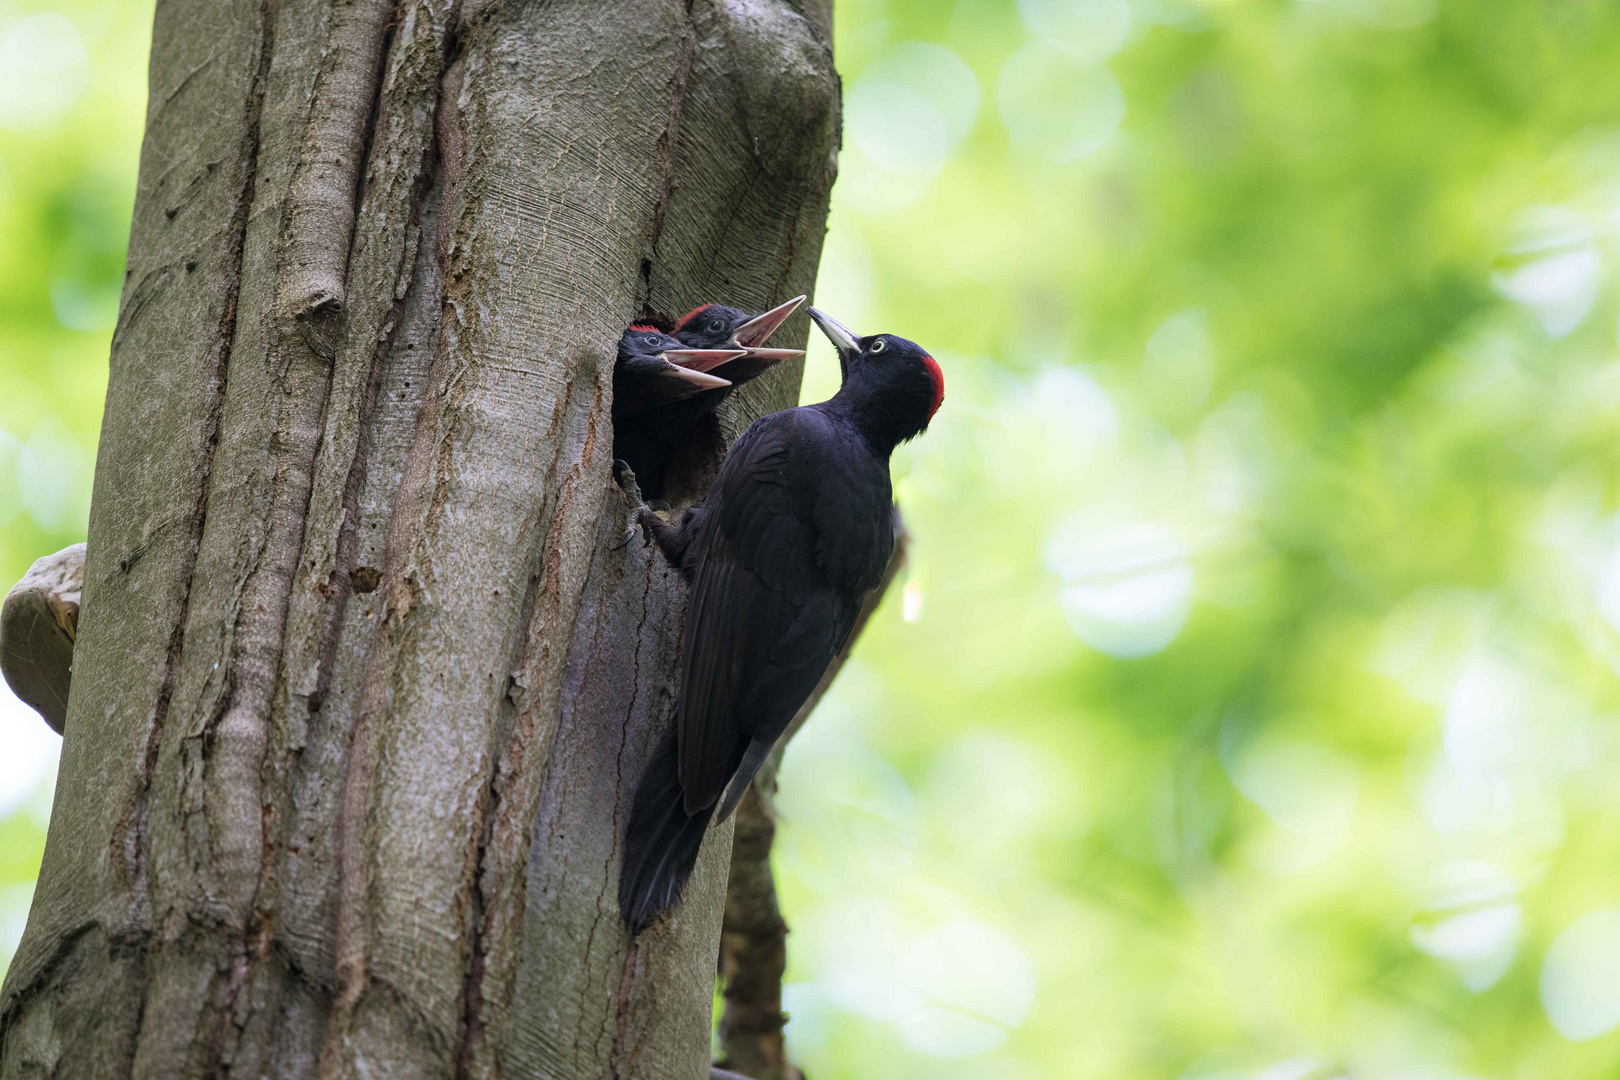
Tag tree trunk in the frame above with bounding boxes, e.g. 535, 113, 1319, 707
0, 1, 838, 1076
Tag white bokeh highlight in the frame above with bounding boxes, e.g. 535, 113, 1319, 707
997, 43, 1125, 164
1218, 725, 1360, 871
841, 43, 979, 213
1144, 308, 1215, 420
17, 419, 88, 532
0, 13, 88, 132
1017, 0, 1132, 64
1410, 862, 1521, 992
1, 882, 37, 966
1492, 207, 1603, 338
0, 426, 21, 530
894, 916, 1037, 1057
1541, 908, 1620, 1041
1048, 517, 1193, 658
806, 899, 1036, 1058
0, 683, 60, 821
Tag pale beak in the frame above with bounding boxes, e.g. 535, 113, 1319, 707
733, 346, 804, 362
808, 306, 861, 360
732, 294, 806, 348
655, 362, 731, 391
661, 348, 748, 374
707, 354, 783, 386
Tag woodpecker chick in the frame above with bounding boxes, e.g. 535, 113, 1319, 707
612, 296, 807, 503
672, 294, 807, 385
619, 306, 944, 933
612, 325, 742, 419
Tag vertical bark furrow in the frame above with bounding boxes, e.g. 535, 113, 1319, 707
261, 166, 445, 1080
509, 504, 710, 1080
320, 5, 703, 1075
460, 365, 628, 1079
458, 10, 704, 1070
317, 55, 470, 1078
118, 0, 280, 1061
127, 0, 345, 1069
230, 4, 453, 1065
248, 1, 452, 1054
641, 3, 697, 308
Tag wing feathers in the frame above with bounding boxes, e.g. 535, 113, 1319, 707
675, 410, 889, 816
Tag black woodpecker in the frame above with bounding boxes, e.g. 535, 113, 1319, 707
618, 306, 945, 932
612, 296, 807, 501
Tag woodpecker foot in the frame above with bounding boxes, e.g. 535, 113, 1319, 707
612, 459, 643, 503
608, 460, 643, 550
611, 464, 677, 551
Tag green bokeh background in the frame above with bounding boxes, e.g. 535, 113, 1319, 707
6, 1, 1620, 1077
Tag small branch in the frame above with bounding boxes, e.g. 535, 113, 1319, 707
715, 783, 800, 1080
275, 0, 396, 330
0, 543, 86, 735
715, 511, 908, 1078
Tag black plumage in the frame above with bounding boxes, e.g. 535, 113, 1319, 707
619, 307, 945, 932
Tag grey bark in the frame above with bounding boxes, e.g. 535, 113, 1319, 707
0, 1, 838, 1077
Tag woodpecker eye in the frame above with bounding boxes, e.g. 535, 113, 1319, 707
709, 318, 726, 332
870, 338, 887, 354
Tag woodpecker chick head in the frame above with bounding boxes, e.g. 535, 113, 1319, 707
620, 325, 682, 364
620, 324, 742, 372
674, 295, 807, 366
809, 306, 945, 445
673, 305, 750, 350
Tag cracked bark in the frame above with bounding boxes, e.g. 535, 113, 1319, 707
0, 1, 838, 1077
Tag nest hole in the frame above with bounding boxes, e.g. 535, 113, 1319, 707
612, 406, 728, 510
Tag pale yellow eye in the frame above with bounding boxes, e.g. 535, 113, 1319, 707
871, 339, 887, 354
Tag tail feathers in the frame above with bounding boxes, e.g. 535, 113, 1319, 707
713, 736, 774, 826
619, 729, 717, 933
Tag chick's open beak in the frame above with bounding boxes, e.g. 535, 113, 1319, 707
662, 348, 747, 374
733, 294, 806, 349
655, 357, 732, 392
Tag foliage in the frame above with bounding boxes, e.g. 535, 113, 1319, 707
7, 0, 1620, 1077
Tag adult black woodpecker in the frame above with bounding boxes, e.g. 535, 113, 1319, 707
618, 306, 945, 932
612, 296, 807, 501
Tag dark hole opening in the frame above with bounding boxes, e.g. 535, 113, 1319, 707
612, 399, 729, 510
